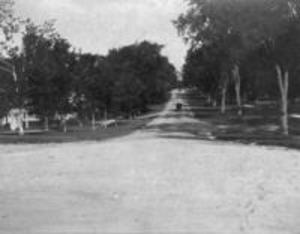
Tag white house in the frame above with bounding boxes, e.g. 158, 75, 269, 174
1, 109, 40, 132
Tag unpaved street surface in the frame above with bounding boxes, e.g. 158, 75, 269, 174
1, 90, 300, 234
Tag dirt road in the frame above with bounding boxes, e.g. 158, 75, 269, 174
1, 90, 300, 234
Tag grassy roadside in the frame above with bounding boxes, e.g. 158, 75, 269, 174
0, 103, 165, 144
185, 91, 300, 150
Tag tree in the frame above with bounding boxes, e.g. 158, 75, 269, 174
183, 43, 231, 111
106, 47, 146, 118
71, 53, 113, 130
106, 41, 176, 118
24, 21, 73, 131
233, 0, 300, 135
0, 0, 26, 135
259, 18, 300, 135
175, 0, 300, 134
0, 67, 14, 118
175, 0, 245, 115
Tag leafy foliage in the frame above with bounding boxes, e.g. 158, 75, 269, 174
176, 0, 300, 133
24, 23, 73, 119
106, 41, 176, 115
0, 2, 177, 131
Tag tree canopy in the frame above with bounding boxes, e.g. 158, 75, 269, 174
175, 0, 300, 134
0, 2, 177, 133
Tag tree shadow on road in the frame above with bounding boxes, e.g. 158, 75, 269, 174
146, 90, 300, 150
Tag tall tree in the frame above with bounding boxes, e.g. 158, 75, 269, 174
0, 0, 26, 134
260, 18, 300, 135
106, 41, 176, 117
71, 53, 112, 129
233, 0, 300, 135
24, 21, 73, 131
183, 43, 231, 111
175, 0, 245, 115
175, 0, 300, 134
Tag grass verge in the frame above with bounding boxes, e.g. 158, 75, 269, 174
0, 104, 165, 144
185, 90, 300, 150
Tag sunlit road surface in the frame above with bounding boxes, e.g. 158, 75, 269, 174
1, 89, 300, 234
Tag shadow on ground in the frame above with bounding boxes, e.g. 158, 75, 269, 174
145, 90, 300, 150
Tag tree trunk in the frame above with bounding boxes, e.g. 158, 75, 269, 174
15, 111, 24, 136
62, 120, 67, 133
91, 112, 96, 131
212, 99, 217, 107
18, 120, 24, 136
232, 64, 242, 116
275, 65, 289, 135
44, 117, 49, 131
104, 107, 108, 120
207, 95, 212, 106
221, 79, 228, 114
18, 126, 24, 136
25, 119, 29, 129
12, 66, 19, 93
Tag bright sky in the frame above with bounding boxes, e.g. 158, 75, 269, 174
14, 0, 188, 70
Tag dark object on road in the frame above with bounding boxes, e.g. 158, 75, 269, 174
176, 103, 183, 111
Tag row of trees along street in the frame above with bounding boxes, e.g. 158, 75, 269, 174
175, 0, 300, 135
0, 1, 177, 135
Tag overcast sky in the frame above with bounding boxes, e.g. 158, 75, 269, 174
14, 0, 188, 69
